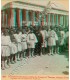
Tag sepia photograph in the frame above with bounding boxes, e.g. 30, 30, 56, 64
1, 0, 69, 80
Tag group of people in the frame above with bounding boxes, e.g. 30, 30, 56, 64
1, 25, 69, 70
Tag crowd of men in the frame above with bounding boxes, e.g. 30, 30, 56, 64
1, 25, 69, 70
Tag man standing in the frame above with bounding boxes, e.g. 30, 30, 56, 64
1, 28, 11, 70
14, 29, 22, 60
40, 27, 48, 55
21, 29, 27, 58
27, 29, 38, 57
9, 29, 18, 63
35, 28, 43, 56
48, 26, 58, 55
59, 28, 65, 53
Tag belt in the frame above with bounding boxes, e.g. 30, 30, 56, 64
1, 45, 11, 48
21, 41, 26, 42
2, 45, 9, 46
30, 39, 34, 40
50, 36, 53, 37
17, 42, 21, 43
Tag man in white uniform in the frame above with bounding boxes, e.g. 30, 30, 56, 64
59, 28, 65, 53
54, 27, 60, 54
27, 29, 38, 57
65, 29, 69, 50
48, 26, 58, 55
40, 27, 48, 55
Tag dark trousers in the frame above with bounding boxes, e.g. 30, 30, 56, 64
35, 42, 42, 56
59, 45, 64, 53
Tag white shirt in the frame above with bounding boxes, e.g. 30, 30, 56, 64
40, 30, 48, 41
27, 33, 38, 43
1, 35, 11, 46
14, 33, 22, 43
21, 34, 27, 42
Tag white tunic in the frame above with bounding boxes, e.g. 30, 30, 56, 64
40, 30, 48, 47
65, 31, 69, 44
27, 33, 38, 48
1, 35, 11, 57
48, 30, 57, 46
65, 31, 69, 38
21, 34, 27, 50
14, 32, 22, 52
11, 42, 18, 54
60, 31, 65, 45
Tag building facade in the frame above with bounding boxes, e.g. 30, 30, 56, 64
1, 1, 69, 28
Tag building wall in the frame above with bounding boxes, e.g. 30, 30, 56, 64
1, 8, 69, 28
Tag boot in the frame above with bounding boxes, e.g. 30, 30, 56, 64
5, 60, 9, 68
2, 61, 5, 70
29, 49, 32, 58
23, 51, 26, 58
17, 53, 20, 61
10, 55, 15, 64
57, 47, 60, 54
51, 47, 54, 55
20, 53, 23, 61
13, 54, 16, 63
49, 49, 51, 55
7, 57, 11, 67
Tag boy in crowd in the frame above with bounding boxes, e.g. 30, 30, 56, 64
1, 28, 11, 70
48, 26, 58, 55
27, 29, 38, 57
21, 29, 27, 58
9, 28, 18, 63
14, 28, 22, 61
40, 27, 48, 55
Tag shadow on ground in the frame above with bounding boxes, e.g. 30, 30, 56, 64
58, 50, 69, 61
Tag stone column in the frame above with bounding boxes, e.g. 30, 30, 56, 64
7, 9, 11, 27
32, 11, 35, 26
52, 14, 54, 26
44, 15, 46, 25
38, 12, 41, 26
60, 15, 63, 26
58, 14, 60, 25
16, 9, 20, 27
10, 8, 16, 28
6, 14, 8, 26
63, 15, 65, 27
3, 11, 5, 27
46, 15, 48, 26
26, 10, 29, 21
1, 11, 2, 27
20, 9, 22, 27
48, 14, 50, 26
41, 16, 44, 26
56, 14, 58, 26
66, 15, 69, 27
54, 14, 56, 26
3, 11, 6, 27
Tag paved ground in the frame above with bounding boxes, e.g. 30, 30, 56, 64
2, 51, 69, 76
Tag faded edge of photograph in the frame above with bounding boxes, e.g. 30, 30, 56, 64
1, 0, 69, 80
